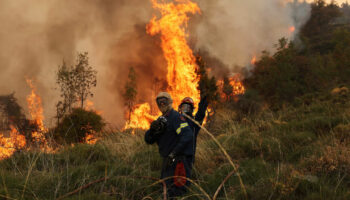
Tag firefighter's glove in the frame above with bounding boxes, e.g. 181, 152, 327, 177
150, 120, 162, 132
150, 117, 167, 136
166, 152, 176, 167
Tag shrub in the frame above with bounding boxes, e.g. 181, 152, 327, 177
234, 89, 263, 118
54, 108, 105, 144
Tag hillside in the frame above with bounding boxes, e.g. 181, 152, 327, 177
1, 1, 350, 200
0, 88, 349, 199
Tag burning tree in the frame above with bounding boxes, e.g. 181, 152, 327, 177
123, 67, 137, 122
54, 108, 104, 144
196, 56, 219, 103
222, 76, 234, 101
0, 93, 26, 131
56, 52, 97, 117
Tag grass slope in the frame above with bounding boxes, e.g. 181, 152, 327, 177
1, 89, 349, 200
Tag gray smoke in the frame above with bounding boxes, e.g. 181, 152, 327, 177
0, 0, 311, 127
193, 0, 311, 70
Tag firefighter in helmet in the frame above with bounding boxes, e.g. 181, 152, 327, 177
178, 95, 208, 162
145, 92, 194, 198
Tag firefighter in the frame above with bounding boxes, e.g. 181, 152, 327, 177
145, 92, 194, 198
178, 95, 208, 162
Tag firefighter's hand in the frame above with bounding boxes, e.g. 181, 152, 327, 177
150, 120, 161, 132
165, 152, 176, 168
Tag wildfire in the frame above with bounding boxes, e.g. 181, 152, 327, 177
0, 125, 26, 160
26, 79, 47, 143
124, 0, 201, 130
84, 134, 98, 144
251, 56, 257, 65
84, 99, 103, 115
230, 75, 246, 95
218, 74, 246, 100
124, 104, 158, 130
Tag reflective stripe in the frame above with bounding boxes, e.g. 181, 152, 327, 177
176, 123, 189, 134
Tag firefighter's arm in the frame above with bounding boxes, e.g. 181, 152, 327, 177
171, 120, 193, 155
145, 119, 165, 144
145, 129, 158, 144
194, 96, 208, 124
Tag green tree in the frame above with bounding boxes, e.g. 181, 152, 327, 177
123, 67, 137, 122
73, 52, 97, 108
301, 0, 341, 53
56, 52, 97, 117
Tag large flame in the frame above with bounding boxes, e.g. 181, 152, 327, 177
26, 79, 47, 143
124, 103, 158, 130
124, 0, 201, 130
147, 0, 201, 106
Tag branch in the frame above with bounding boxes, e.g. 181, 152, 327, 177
213, 170, 236, 200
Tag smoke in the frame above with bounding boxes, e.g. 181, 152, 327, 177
192, 0, 311, 70
0, 0, 166, 127
0, 0, 311, 127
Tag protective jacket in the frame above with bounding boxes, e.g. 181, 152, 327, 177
145, 109, 194, 157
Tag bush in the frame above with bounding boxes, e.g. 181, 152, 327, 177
235, 89, 263, 118
54, 108, 105, 144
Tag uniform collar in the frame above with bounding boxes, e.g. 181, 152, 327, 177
163, 109, 173, 117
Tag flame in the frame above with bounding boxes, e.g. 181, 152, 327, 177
230, 75, 246, 96
289, 26, 295, 33
84, 134, 97, 144
124, 103, 158, 130
124, 0, 201, 130
0, 125, 26, 160
84, 99, 103, 115
26, 79, 46, 143
85, 99, 95, 111
251, 56, 257, 65
218, 74, 246, 100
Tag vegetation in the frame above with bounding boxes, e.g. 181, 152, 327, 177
56, 52, 97, 120
0, 93, 39, 144
123, 67, 137, 122
1, 0, 350, 199
1, 90, 349, 199
54, 108, 105, 144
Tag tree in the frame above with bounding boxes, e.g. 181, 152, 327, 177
196, 55, 219, 103
300, 0, 341, 53
222, 76, 233, 101
0, 93, 36, 143
56, 52, 97, 117
123, 67, 137, 122
57, 61, 75, 114
73, 52, 97, 108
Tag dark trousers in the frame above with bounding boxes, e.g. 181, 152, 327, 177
161, 155, 193, 198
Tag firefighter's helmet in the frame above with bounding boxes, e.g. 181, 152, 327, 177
180, 97, 194, 108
